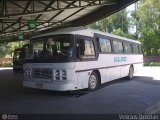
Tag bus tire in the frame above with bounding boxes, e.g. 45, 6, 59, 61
127, 66, 134, 80
88, 71, 99, 91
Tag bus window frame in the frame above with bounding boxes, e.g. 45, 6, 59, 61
132, 44, 141, 54
76, 35, 98, 61
123, 42, 133, 54
26, 35, 76, 63
112, 39, 124, 54
96, 37, 112, 54
94, 33, 113, 54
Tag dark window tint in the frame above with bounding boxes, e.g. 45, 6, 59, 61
113, 41, 123, 53
124, 42, 132, 54
28, 35, 73, 60
98, 38, 111, 53
132, 44, 140, 54
139, 45, 142, 54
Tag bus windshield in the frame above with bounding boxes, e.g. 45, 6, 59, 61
27, 35, 74, 62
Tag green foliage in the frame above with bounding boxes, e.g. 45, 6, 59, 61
144, 63, 149, 66
113, 28, 126, 37
88, 22, 98, 31
88, 9, 130, 34
87, 9, 137, 39
149, 62, 160, 66
5, 42, 22, 55
144, 62, 160, 66
88, 0, 160, 56
134, 0, 160, 55
140, 28, 160, 55
0, 43, 7, 58
0, 41, 24, 58
137, 0, 160, 29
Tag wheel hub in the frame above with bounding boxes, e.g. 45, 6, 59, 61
90, 75, 97, 89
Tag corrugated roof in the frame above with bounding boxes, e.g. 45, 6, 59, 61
0, 0, 139, 43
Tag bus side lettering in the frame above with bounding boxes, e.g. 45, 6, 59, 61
114, 57, 127, 62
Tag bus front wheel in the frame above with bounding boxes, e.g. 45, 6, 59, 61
88, 71, 99, 91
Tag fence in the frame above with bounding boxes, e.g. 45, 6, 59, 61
0, 56, 160, 67
0, 58, 13, 67
144, 55, 160, 63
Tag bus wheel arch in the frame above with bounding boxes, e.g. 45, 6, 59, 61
94, 70, 101, 84
88, 70, 101, 91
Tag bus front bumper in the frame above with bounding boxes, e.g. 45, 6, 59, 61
23, 81, 76, 91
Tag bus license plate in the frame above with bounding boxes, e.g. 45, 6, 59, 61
35, 84, 43, 88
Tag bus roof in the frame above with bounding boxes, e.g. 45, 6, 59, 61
31, 27, 141, 44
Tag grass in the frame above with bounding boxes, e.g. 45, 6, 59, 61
144, 62, 160, 66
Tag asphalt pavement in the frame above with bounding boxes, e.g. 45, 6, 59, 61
0, 67, 160, 114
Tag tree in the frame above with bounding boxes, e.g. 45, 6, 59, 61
0, 43, 7, 58
87, 9, 134, 38
88, 1, 160, 55
135, 0, 160, 55
0, 41, 24, 58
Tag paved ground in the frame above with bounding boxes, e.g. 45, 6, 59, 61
0, 67, 160, 114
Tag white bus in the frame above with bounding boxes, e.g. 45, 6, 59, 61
23, 27, 143, 91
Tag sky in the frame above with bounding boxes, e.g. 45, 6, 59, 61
127, 3, 135, 11
127, 3, 136, 34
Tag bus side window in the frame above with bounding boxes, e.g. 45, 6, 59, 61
124, 42, 132, 54
113, 41, 124, 53
97, 38, 111, 53
132, 44, 140, 54
77, 38, 95, 59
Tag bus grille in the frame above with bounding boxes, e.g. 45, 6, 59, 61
33, 68, 52, 79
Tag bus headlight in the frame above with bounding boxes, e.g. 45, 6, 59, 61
25, 68, 29, 75
55, 70, 60, 80
25, 68, 32, 79
62, 70, 67, 76
55, 70, 60, 76
62, 70, 67, 80
54, 70, 67, 80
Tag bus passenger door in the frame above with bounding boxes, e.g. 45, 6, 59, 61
75, 36, 97, 89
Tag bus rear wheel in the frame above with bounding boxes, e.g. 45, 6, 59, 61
127, 66, 134, 80
88, 72, 99, 91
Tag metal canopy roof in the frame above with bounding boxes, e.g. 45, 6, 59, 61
0, 0, 138, 43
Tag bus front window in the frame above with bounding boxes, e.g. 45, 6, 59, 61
27, 35, 73, 62
30, 42, 43, 59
